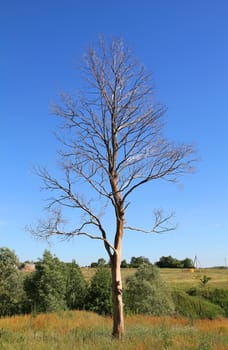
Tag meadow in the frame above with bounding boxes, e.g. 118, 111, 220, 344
82, 267, 228, 289
0, 310, 227, 350
0, 267, 226, 349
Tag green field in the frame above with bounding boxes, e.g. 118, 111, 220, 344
0, 311, 227, 350
82, 267, 228, 289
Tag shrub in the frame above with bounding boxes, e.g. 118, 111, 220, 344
0, 247, 25, 316
85, 267, 112, 315
172, 290, 225, 319
202, 289, 228, 317
24, 250, 67, 313
65, 260, 87, 310
187, 287, 228, 317
124, 264, 175, 316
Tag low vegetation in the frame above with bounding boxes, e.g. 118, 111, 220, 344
0, 247, 227, 347
0, 311, 227, 350
0, 248, 227, 321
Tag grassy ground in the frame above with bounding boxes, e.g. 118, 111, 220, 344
82, 267, 228, 289
0, 311, 227, 350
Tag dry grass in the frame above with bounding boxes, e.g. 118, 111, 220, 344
0, 311, 227, 350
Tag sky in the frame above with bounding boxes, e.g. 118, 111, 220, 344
1, 0, 228, 267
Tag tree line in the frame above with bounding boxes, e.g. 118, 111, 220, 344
0, 247, 227, 319
91, 255, 194, 268
0, 247, 177, 317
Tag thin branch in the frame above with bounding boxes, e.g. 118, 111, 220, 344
124, 210, 177, 234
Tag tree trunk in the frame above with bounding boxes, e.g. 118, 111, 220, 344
111, 250, 124, 338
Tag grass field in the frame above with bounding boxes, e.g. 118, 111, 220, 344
0, 311, 227, 350
0, 268, 226, 349
82, 267, 228, 289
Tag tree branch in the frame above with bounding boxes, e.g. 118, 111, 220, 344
124, 210, 177, 234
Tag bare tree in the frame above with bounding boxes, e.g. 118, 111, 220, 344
30, 37, 195, 338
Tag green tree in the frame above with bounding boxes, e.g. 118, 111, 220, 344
30, 37, 195, 338
65, 260, 87, 310
90, 258, 107, 268
24, 250, 67, 313
156, 255, 179, 268
120, 259, 129, 268
0, 247, 24, 316
86, 267, 112, 315
130, 256, 151, 268
125, 264, 175, 316
182, 258, 194, 268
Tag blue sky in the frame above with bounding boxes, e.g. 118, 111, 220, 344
1, 0, 227, 267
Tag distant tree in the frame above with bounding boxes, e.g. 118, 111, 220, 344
156, 256, 194, 268
0, 247, 25, 316
97, 258, 107, 266
29, 36, 195, 337
90, 257, 107, 268
156, 255, 180, 268
125, 264, 174, 315
156, 255, 176, 268
182, 258, 194, 269
90, 261, 98, 268
86, 267, 112, 315
130, 256, 151, 268
66, 260, 87, 310
120, 259, 129, 268
24, 250, 67, 313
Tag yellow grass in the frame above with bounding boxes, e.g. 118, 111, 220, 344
0, 311, 227, 350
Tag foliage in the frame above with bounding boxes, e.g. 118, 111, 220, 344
201, 288, 228, 317
24, 250, 67, 313
125, 264, 175, 316
129, 256, 152, 268
156, 255, 194, 268
86, 267, 112, 315
187, 287, 228, 317
200, 274, 212, 287
120, 259, 129, 268
65, 260, 87, 310
172, 290, 225, 319
0, 247, 25, 316
90, 258, 108, 268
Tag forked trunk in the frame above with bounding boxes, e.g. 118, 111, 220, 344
111, 251, 124, 338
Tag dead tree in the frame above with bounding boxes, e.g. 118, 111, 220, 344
30, 37, 196, 338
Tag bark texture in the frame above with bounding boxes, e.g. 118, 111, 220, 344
111, 250, 124, 338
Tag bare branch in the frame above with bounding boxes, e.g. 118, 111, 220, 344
124, 210, 177, 234
31, 37, 196, 263
27, 208, 114, 257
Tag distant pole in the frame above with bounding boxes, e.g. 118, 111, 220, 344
193, 255, 201, 269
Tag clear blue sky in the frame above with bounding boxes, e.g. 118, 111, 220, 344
1, 0, 227, 267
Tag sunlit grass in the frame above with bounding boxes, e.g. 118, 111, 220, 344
82, 267, 228, 289
0, 311, 227, 349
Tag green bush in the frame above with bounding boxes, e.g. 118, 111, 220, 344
124, 264, 175, 316
65, 260, 87, 310
202, 289, 228, 317
24, 250, 67, 313
172, 290, 225, 319
0, 247, 25, 316
85, 267, 112, 315
187, 287, 228, 317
